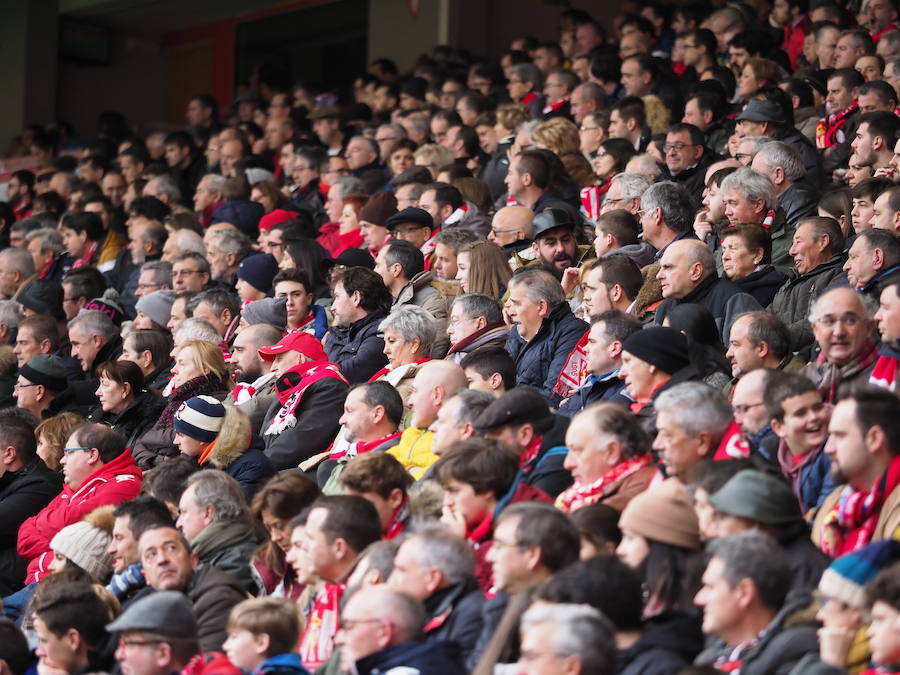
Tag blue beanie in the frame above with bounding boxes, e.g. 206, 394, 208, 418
819, 540, 900, 608
237, 253, 279, 293
174, 395, 225, 443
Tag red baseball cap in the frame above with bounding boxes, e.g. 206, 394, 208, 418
259, 209, 299, 232
258, 331, 327, 362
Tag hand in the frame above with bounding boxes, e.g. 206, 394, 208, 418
693, 210, 713, 240
817, 626, 855, 667
561, 267, 581, 295
875, 166, 898, 182
440, 504, 467, 538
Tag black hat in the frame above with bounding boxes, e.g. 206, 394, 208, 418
533, 207, 577, 240
709, 470, 803, 525
20, 355, 68, 393
107, 591, 198, 639
621, 327, 690, 375
474, 387, 554, 434
735, 99, 786, 125
385, 207, 434, 232
334, 248, 375, 270
17, 279, 64, 321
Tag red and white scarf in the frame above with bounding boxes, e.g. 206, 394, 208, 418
555, 454, 655, 514
299, 582, 345, 669
264, 362, 348, 436
553, 329, 590, 400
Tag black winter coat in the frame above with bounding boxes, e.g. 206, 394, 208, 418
324, 310, 388, 384
506, 302, 588, 399
88, 391, 167, 448
424, 576, 485, 665
779, 182, 819, 228
734, 265, 786, 308
260, 377, 348, 470
0, 457, 62, 595
355, 640, 466, 675
618, 611, 705, 675
655, 275, 762, 344
186, 563, 250, 652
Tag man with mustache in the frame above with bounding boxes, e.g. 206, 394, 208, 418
528, 207, 593, 283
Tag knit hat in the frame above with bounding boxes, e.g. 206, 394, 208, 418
621, 327, 690, 375
237, 253, 279, 294
17, 279, 64, 321
211, 200, 265, 236
20, 354, 68, 393
709, 470, 803, 526
259, 209, 299, 232
83, 288, 126, 326
385, 207, 433, 232
358, 191, 398, 227
108, 591, 198, 638
258, 331, 327, 362
474, 387, 555, 435
49, 505, 115, 581
819, 540, 900, 608
135, 290, 176, 329
619, 479, 701, 550
174, 395, 226, 442
334, 248, 375, 270
242, 297, 288, 329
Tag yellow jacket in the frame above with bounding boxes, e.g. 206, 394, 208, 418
386, 427, 438, 479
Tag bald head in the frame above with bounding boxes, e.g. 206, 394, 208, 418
490, 206, 535, 245
657, 239, 715, 299
410, 360, 467, 429
340, 586, 426, 662
811, 287, 873, 366
731, 368, 771, 435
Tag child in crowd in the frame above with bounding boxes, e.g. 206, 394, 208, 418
223, 597, 308, 675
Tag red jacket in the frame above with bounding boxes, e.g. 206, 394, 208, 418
17, 450, 142, 583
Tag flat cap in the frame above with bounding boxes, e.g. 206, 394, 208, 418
385, 207, 434, 232
709, 469, 803, 525
474, 387, 554, 434
107, 591, 198, 638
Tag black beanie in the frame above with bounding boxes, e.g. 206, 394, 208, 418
621, 326, 690, 375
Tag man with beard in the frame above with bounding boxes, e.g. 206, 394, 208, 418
812, 386, 900, 555
528, 207, 594, 284
229, 323, 282, 429
6, 170, 34, 220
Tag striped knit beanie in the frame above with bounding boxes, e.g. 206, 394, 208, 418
819, 540, 900, 609
174, 395, 225, 443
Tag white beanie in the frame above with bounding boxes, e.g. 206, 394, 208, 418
50, 506, 115, 581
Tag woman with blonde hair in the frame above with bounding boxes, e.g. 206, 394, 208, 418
35, 413, 84, 472
642, 95, 671, 135
414, 144, 454, 179
456, 240, 513, 298
533, 117, 596, 188
737, 58, 780, 100
173, 397, 276, 498
131, 339, 232, 469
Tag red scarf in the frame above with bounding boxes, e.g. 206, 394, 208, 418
519, 436, 542, 472
384, 499, 409, 539
555, 454, 654, 513
630, 378, 671, 413
520, 91, 538, 106
713, 420, 751, 460
542, 97, 569, 114
821, 455, 900, 557
70, 241, 98, 269
870, 354, 899, 392
299, 582, 345, 669
329, 431, 402, 461
553, 329, 590, 400
817, 102, 859, 149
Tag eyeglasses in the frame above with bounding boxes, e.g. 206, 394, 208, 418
63, 445, 94, 454
136, 283, 161, 291
13, 383, 39, 391
682, 44, 698, 49
733, 401, 764, 416
735, 152, 753, 162
491, 537, 524, 550
491, 227, 519, 236
603, 197, 629, 207
173, 269, 202, 277
816, 313, 863, 327
664, 143, 696, 152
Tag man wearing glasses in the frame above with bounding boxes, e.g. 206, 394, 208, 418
662, 123, 713, 201
171, 252, 210, 293
17, 423, 141, 585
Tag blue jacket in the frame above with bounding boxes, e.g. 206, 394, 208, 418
557, 369, 628, 417
355, 640, 466, 675
252, 652, 310, 675
325, 309, 389, 384
506, 302, 588, 399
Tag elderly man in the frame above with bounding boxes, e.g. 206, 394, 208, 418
206, 229, 251, 286
694, 532, 818, 673
388, 525, 484, 662
805, 287, 879, 402
135, 525, 247, 651
558, 310, 640, 417
638, 181, 698, 260
446, 294, 508, 363
663, 123, 713, 201
720, 167, 793, 272
770, 216, 847, 351
428, 389, 493, 456
732, 368, 779, 462
386, 360, 467, 478
175, 471, 258, 592
653, 382, 737, 479
505, 268, 588, 398
599, 173, 653, 216
655, 239, 761, 343
557, 402, 660, 514
518, 604, 616, 675
488, 205, 535, 260
336, 586, 465, 674
845, 228, 900, 298
0, 248, 34, 299
68, 310, 123, 377
345, 136, 388, 193
726, 312, 803, 380
751, 141, 819, 229
18, 423, 141, 585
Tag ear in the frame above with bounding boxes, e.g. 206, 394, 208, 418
703, 109, 714, 126
155, 643, 174, 669
874, 247, 885, 269
696, 431, 715, 456
474, 316, 488, 331
865, 424, 888, 456
39, 338, 53, 354
254, 633, 271, 657
350, 290, 363, 307
488, 372, 504, 391
608, 339, 623, 360
371, 404, 386, 425
770, 417, 785, 439
626, 118, 638, 132
332, 537, 350, 560
609, 283, 623, 302
387, 487, 404, 510
606, 439, 624, 465
64, 627, 82, 652
460, 421, 475, 439
735, 577, 757, 610
531, 241, 540, 258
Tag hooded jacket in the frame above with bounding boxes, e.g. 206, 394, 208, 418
0, 456, 62, 595
17, 449, 142, 584
506, 301, 589, 399
392, 270, 451, 357
325, 309, 389, 384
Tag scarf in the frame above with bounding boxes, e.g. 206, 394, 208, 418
777, 438, 823, 508
299, 582, 345, 670
367, 358, 430, 385
821, 455, 900, 557
520, 91, 538, 106
329, 430, 402, 461
581, 184, 607, 222
816, 339, 880, 403
519, 436, 543, 473
233, 371, 277, 405
265, 362, 348, 436
156, 374, 225, 429
713, 420, 751, 460
542, 97, 569, 115
70, 241, 98, 269
555, 454, 654, 513
817, 102, 859, 149
870, 344, 900, 392
553, 328, 590, 400
384, 499, 409, 539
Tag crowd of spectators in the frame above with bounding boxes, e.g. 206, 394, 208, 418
8, 2, 900, 674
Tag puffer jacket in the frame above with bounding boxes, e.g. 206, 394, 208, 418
768, 254, 847, 352
186, 563, 251, 652
779, 181, 820, 229
198, 429, 276, 500
393, 271, 451, 357
506, 302, 589, 399
190, 518, 261, 593
324, 309, 388, 384
87, 390, 167, 449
